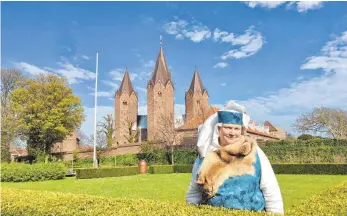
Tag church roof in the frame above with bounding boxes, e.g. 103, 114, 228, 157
116, 69, 135, 95
188, 68, 206, 93
150, 45, 171, 85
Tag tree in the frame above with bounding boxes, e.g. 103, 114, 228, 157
9, 73, 85, 158
118, 116, 139, 144
97, 114, 115, 147
83, 131, 108, 165
156, 113, 184, 165
297, 134, 313, 140
1, 68, 26, 162
292, 107, 347, 139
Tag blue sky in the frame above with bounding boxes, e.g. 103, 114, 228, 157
2, 1, 347, 136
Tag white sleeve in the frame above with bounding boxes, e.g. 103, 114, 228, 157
257, 146, 284, 214
186, 158, 203, 205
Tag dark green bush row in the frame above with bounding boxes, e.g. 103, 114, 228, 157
261, 146, 347, 163
68, 139, 347, 168
76, 163, 346, 179
264, 138, 347, 146
76, 166, 139, 179
272, 164, 347, 175
1, 163, 66, 182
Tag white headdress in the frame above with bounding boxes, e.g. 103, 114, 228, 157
196, 100, 251, 157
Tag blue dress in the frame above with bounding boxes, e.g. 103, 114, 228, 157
192, 151, 266, 211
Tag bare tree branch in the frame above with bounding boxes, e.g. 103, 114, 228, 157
292, 107, 347, 139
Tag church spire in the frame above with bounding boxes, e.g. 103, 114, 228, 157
150, 36, 171, 84
117, 68, 135, 95
188, 67, 205, 93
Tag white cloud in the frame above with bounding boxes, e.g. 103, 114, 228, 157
235, 30, 347, 135
163, 18, 264, 66
136, 87, 147, 93
13, 62, 50, 75
163, 19, 211, 43
220, 26, 264, 60
109, 68, 138, 82
246, 1, 286, 9
245, 1, 324, 12
102, 80, 119, 90
90, 91, 114, 98
143, 60, 155, 68
214, 62, 229, 68
109, 68, 125, 81
221, 83, 227, 86
13, 61, 95, 84
296, 1, 323, 12
81, 55, 90, 60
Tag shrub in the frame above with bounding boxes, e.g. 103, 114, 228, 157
297, 134, 313, 140
174, 164, 193, 173
271, 164, 347, 175
286, 181, 347, 216
76, 166, 139, 179
1, 188, 269, 216
1, 162, 66, 182
150, 165, 174, 174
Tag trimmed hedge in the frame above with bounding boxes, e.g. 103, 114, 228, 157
68, 139, 347, 168
76, 163, 346, 179
0, 188, 269, 216
272, 164, 347, 175
2, 182, 347, 215
1, 162, 66, 182
150, 165, 174, 174
76, 166, 139, 179
174, 164, 193, 173
286, 181, 347, 216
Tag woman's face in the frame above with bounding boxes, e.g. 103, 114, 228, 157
218, 123, 242, 146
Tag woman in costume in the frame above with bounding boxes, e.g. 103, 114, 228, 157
186, 101, 284, 214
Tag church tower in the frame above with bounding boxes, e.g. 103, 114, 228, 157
185, 67, 208, 121
147, 37, 174, 141
115, 69, 138, 145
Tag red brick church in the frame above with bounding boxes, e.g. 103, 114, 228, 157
113, 40, 286, 145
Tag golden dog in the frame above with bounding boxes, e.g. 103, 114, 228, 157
195, 135, 257, 199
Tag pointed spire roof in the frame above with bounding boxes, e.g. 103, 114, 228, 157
150, 37, 171, 84
117, 69, 135, 95
188, 67, 205, 93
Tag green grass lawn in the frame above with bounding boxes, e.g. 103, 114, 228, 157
2, 174, 346, 211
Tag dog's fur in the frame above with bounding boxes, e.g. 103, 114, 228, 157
195, 135, 258, 199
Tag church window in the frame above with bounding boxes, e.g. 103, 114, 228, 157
158, 91, 162, 97
123, 101, 127, 105
197, 100, 200, 105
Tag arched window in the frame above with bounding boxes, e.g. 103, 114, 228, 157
158, 91, 162, 97
197, 100, 200, 105
123, 101, 127, 105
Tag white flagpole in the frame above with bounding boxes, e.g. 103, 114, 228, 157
93, 52, 99, 168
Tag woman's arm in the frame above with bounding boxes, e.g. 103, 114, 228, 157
186, 157, 203, 205
257, 147, 284, 214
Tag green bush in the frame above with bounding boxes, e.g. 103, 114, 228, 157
271, 164, 347, 175
1, 162, 66, 182
2, 182, 347, 216
1, 188, 269, 216
174, 164, 193, 173
261, 139, 347, 164
286, 181, 347, 216
76, 166, 139, 179
150, 165, 174, 174
297, 134, 314, 140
